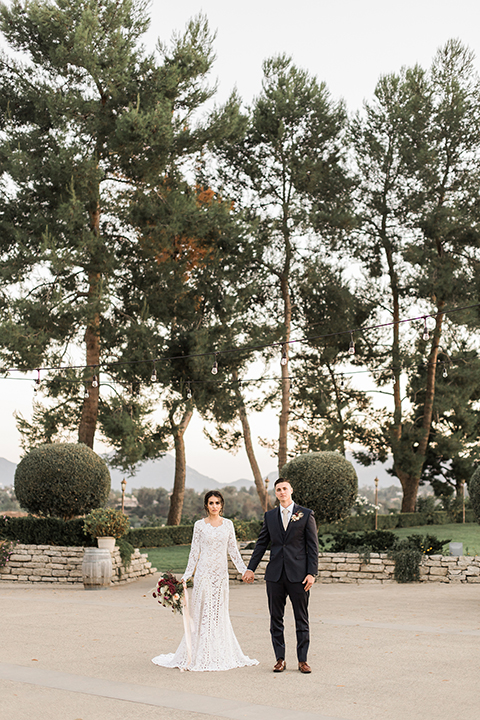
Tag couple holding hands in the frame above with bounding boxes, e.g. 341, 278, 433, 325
152, 478, 319, 673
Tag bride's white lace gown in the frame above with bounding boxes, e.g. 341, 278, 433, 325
152, 518, 259, 672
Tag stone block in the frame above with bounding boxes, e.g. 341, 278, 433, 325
347, 572, 374, 579
332, 571, 348, 578
427, 575, 449, 582
343, 563, 360, 572
429, 566, 448, 576
466, 566, 480, 575
9, 554, 31, 562
318, 563, 337, 571
466, 576, 480, 583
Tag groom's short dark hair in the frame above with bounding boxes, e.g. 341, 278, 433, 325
274, 477, 291, 487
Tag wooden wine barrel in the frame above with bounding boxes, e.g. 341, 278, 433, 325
82, 548, 112, 590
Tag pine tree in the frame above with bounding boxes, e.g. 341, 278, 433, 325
351, 40, 480, 511
0, 0, 224, 453
216, 55, 351, 474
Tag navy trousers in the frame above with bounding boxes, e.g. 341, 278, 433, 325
266, 567, 310, 662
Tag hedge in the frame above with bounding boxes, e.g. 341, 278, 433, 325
317, 509, 474, 535
0, 516, 95, 546
2, 512, 470, 547
125, 519, 262, 548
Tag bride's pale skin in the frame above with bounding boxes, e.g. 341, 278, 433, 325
205, 496, 223, 527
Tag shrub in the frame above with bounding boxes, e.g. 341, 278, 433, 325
83, 507, 130, 539
468, 465, 480, 524
0, 515, 94, 546
329, 529, 398, 554
281, 451, 357, 523
0, 539, 15, 567
14, 443, 110, 520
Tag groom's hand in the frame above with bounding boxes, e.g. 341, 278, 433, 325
243, 570, 255, 584
302, 574, 315, 592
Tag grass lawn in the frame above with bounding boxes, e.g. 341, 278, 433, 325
391, 523, 480, 556
143, 545, 191, 573
143, 523, 480, 569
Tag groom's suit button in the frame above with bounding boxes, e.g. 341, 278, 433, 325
273, 659, 286, 672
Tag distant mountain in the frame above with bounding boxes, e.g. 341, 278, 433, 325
107, 454, 258, 493
0, 449, 398, 493
0, 457, 16, 487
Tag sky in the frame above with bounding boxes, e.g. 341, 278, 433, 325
2, 0, 480, 482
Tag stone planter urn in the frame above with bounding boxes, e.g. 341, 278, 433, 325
96, 536, 116, 552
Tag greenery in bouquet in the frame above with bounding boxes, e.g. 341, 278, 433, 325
152, 572, 185, 614
83, 507, 130, 539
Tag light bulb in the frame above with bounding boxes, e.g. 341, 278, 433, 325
443, 367, 448, 378
84, 387, 90, 399
281, 345, 288, 366
151, 367, 157, 382
92, 375, 98, 388
211, 354, 218, 375
422, 319, 430, 341
348, 333, 355, 355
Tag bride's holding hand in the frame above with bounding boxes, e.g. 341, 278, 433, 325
152, 490, 259, 672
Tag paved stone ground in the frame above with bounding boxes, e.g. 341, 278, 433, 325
1, 576, 479, 720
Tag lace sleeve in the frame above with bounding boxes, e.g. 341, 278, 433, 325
227, 520, 247, 574
182, 521, 201, 581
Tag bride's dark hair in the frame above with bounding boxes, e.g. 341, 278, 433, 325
204, 490, 225, 515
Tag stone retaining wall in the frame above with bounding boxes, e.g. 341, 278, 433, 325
0, 544, 156, 585
228, 550, 480, 584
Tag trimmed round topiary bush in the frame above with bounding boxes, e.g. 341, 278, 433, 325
14, 443, 111, 520
281, 451, 358, 523
468, 465, 480, 524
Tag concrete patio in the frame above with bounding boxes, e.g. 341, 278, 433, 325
1, 576, 479, 720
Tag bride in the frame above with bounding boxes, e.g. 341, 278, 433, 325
152, 490, 259, 672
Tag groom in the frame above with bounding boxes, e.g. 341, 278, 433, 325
242, 478, 318, 673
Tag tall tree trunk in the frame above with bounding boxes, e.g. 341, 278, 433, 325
233, 370, 270, 510
399, 305, 445, 512
78, 271, 101, 448
167, 408, 194, 525
78, 204, 102, 448
278, 274, 292, 473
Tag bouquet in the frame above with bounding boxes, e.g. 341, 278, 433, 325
152, 572, 185, 614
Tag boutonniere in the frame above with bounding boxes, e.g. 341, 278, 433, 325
290, 511, 304, 522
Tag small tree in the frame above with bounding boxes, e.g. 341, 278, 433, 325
281, 451, 357, 523
14, 443, 110, 520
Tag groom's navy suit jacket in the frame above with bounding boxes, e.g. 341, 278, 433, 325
248, 503, 319, 583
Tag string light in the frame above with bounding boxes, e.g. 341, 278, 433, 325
186, 382, 192, 399
211, 354, 218, 375
84, 384, 90, 399
348, 332, 355, 355
3, 303, 477, 388
443, 365, 448, 378
422, 318, 430, 341
281, 345, 288, 366
151, 363, 157, 382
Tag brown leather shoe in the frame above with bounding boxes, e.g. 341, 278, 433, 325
298, 661, 311, 673
273, 658, 286, 672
